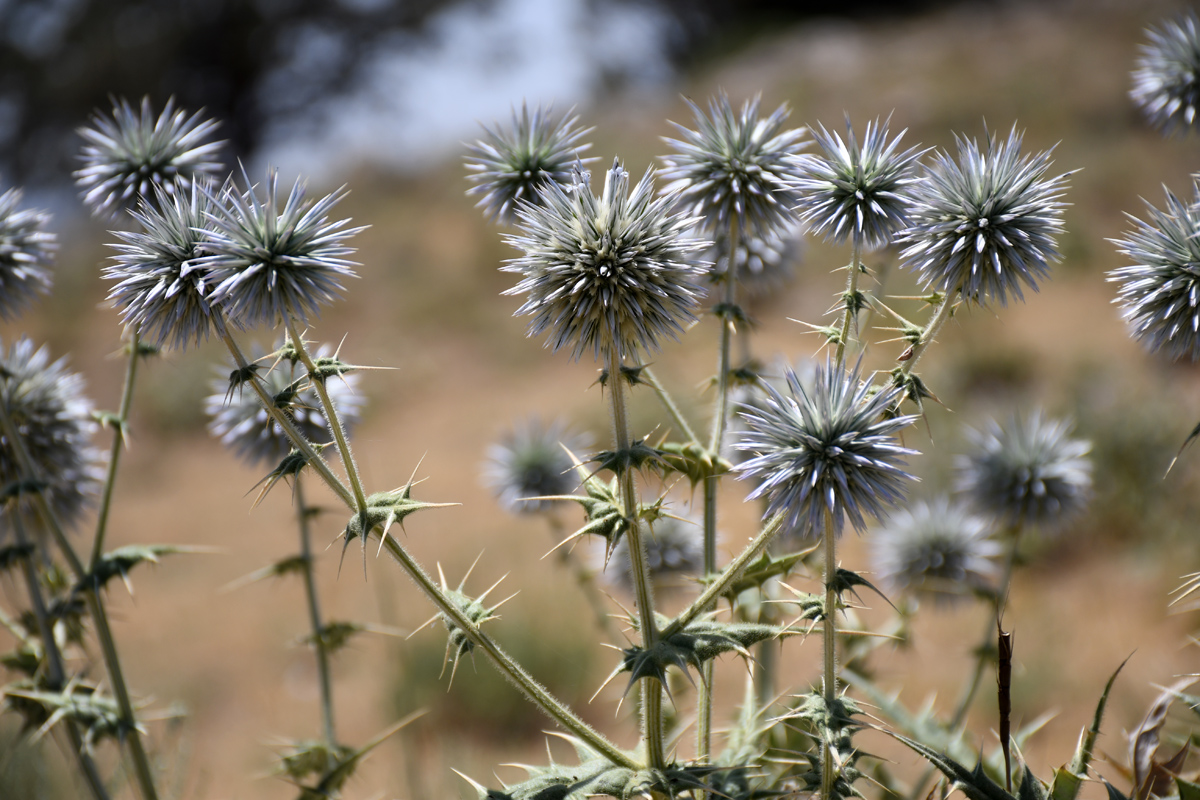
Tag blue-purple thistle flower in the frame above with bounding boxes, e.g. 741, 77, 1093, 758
203, 170, 365, 329
75, 96, 223, 218
205, 341, 364, 467
504, 160, 708, 361
1131, 13, 1200, 134
791, 116, 924, 251
465, 104, 596, 225
870, 496, 1000, 604
899, 127, 1072, 307
734, 360, 919, 539
660, 93, 808, 237
106, 182, 221, 350
1108, 181, 1200, 361
956, 410, 1091, 531
483, 417, 591, 514
0, 338, 104, 540
0, 187, 56, 320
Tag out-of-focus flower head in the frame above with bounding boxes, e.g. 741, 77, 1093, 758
75, 96, 223, 218
0, 187, 55, 320
1131, 12, 1200, 134
483, 417, 591, 514
706, 223, 803, 296
465, 103, 596, 225
504, 160, 708, 362
603, 509, 704, 594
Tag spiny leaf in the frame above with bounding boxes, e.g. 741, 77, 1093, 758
884, 731, 1015, 800
655, 440, 729, 490
1054, 656, 1129, 800
1166, 418, 1200, 475
707, 549, 811, 602
80, 544, 202, 594
591, 440, 667, 476
614, 619, 782, 694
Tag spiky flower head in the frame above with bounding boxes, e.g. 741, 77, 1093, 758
791, 116, 924, 251
0, 187, 55, 320
0, 338, 103, 540
202, 169, 364, 329
465, 103, 596, 225
734, 359, 919, 539
898, 127, 1072, 307
956, 410, 1091, 531
660, 93, 808, 237
483, 417, 591, 514
504, 160, 708, 361
870, 496, 1000, 604
105, 182, 221, 350
75, 96, 223, 218
1108, 181, 1200, 361
604, 511, 703, 593
707, 223, 803, 296
205, 340, 364, 467
1131, 13, 1200, 134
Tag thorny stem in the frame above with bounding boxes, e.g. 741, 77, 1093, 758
835, 233, 864, 367
89, 327, 141, 569
642, 367, 702, 448
606, 345, 665, 770
0, 384, 158, 800
897, 283, 962, 379
821, 507, 839, 800
285, 318, 369, 512
295, 478, 338, 748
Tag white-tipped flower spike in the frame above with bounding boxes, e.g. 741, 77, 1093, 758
707, 223, 803, 297
483, 417, 592, 514
1108, 181, 1200, 361
956, 410, 1092, 531
0, 187, 56, 320
465, 103, 596, 225
660, 93, 808, 237
734, 359, 919, 539
0, 338, 104, 540
791, 116, 924, 251
203, 169, 365, 329
75, 96, 223, 218
870, 496, 1000, 604
504, 160, 708, 362
205, 341, 364, 467
1131, 13, 1200, 134
106, 181, 220, 350
899, 126, 1072, 307
604, 510, 703, 593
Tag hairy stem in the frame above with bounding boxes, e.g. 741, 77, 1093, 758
897, 283, 962, 378
642, 367, 701, 448
295, 478, 338, 748
835, 233, 864, 367
821, 509, 839, 800
88, 327, 142, 569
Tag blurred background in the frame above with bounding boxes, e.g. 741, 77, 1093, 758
2, 0, 1200, 798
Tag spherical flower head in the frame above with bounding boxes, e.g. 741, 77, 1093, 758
791, 116, 924, 251
75, 96, 223, 218
660, 93, 808, 238
0, 187, 56, 320
465, 103, 596, 225
105, 181, 221, 350
202, 169, 364, 329
899, 127, 1072, 307
1131, 13, 1200, 134
870, 496, 1000, 604
0, 338, 104, 540
504, 160, 708, 361
205, 341, 365, 466
734, 359, 920, 539
603, 511, 704, 594
1108, 182, 1200, 361
956, 410, 1092, 531
483, 417, 591, 514
707, 223, 803, 297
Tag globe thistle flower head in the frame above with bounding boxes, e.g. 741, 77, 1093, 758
504, 160, 708, 361
0, 187, 55, 320
734, 359, 920, 539
1131, 13, 1200, 134
899, 127, 1072, 307
707, 223, 803, 296
105, 181, 221, 350
956, 410, 1092, 531
203, 169, 364, 329
603, 511, 703, 594
482, 417, 592, 514
465, 103, 596, 225
660, 93, 808, 237
1108, 182, 1200, 361
0, 338, 104, 540
75, 96, 223, 218
791, 116, 924, 251
205, 341, 364, 467
870, 496, 1000, 604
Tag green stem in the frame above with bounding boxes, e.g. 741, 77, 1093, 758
295, 478, 337, 748
708, 220, 742, 455
642, 367, 701, 448
835, 234, 864, 367
89, 327, 141, 569
821, 508, 839, 800
606, 345, 664, 769
897, 283, 962, 379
